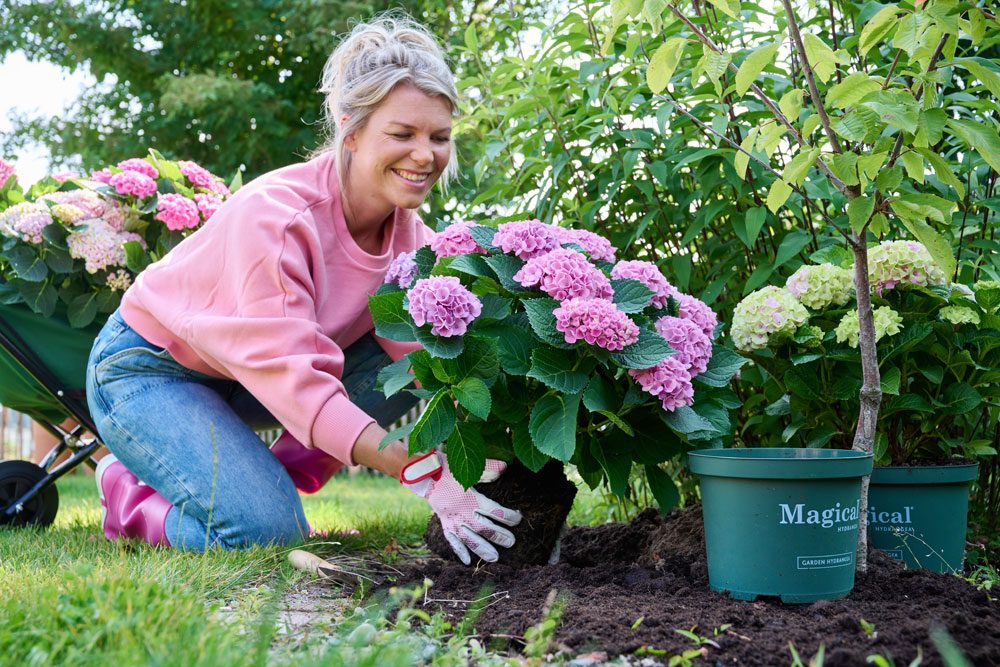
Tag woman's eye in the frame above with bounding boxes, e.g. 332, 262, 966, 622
433, 136, 451, 143
391, 133, 411, 139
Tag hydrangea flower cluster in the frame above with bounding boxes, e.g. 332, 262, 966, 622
67, 220, 144, 274
0, 158, 16, 187
867, 240, 947, 295
731, 286, 810, 352
193, 193, 223, 220
939, 306, 980, 326
384, 251, 418, 288
430, 221, 485, 258
109, 170, 157, 198
654, 315, 712, 376
556, 227, 616, 263
553, 298, 639, 350
629, 357, 695, 412
676, 293, 718, 338
105, 269, 133, 292
493, 219, 561, 260
406, 276, 482, 337
155, 193, 200, 231
514, 248, 614, 301
43, 189, 106, 219
610, 260, 679, 309
834, 306, 903, 348
178, 160, 226, 192
0, 203, 53, 244
785, 263, 854, 310
117, 158, 159, 180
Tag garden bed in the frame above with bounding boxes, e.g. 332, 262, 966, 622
389, 507, 1000, 665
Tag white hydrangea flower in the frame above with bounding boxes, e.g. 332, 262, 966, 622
785, 263, 854, 310
731, 286, 809, 352
939, 306, 980, 326
835, 306, 904, 348
866, 240, 946, 295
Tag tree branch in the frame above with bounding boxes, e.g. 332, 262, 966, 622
887, 34, 949, 168
780, 0, 844, 155
667, 3, 850, 194
662, 91, 852, 244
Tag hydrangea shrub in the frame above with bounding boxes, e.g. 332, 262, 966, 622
0, 150, 237, 327
730, 242, 1000, 465
371, 220, 745, 499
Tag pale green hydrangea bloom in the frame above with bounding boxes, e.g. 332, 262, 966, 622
835, 306, 904, 348
785, 263, 854, 310
731, 286, 809, 352
939, 306, 980, 326
865, 240, 946, 294
974, 280, 1000, 292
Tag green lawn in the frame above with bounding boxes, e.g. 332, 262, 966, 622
0, 468, 620, 666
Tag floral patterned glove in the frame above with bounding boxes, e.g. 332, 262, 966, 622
400, 450, 522, 565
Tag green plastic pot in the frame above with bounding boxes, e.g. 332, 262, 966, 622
868, 463, 979, 573
688, 448, 873, 603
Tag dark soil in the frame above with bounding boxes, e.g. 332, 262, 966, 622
394, 507, 1000, 665
425, 460, 577, 566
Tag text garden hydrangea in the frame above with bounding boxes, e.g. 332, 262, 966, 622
0, 151, 234, 327
370, 219, 745, 497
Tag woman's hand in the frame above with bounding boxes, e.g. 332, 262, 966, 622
400, 450, 522, 564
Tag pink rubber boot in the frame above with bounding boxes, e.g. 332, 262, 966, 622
269, 431, 344, 494
95, 455, 172, 546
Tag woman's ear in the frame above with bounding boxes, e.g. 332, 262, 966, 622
343, 131, 358, 153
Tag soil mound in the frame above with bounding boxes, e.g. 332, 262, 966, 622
393, 506, 1000, 665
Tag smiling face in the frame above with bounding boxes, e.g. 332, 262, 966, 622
343, 82, 453, 226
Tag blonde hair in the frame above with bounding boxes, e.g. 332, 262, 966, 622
317, 14, 459, 195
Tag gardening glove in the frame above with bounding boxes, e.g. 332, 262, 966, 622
400, 449, 522, 565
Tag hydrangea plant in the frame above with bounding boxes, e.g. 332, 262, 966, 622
0, 151, 236, 327
731, 240, 1000, 465
370, 220, 745, 502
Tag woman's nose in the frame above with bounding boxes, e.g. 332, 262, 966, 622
411, 141, 433, 164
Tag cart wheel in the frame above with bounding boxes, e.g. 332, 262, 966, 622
0, 460, 59, 528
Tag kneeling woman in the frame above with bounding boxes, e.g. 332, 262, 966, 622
87, 16, 520, 565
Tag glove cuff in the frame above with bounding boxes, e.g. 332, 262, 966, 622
399, 450, 443, 493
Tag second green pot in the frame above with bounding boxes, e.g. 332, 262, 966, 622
868, 463, 979, 573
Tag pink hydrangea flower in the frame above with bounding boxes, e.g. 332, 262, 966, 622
676, 293, 718, 339
406, 276, 482, 337
654, 315, 712, 376
178, 160, 219, 189
0, 202, 52, 244
610, 260, 679, 309
44, 190, 106, 219
117, 158, 159, 179
553, 298, 639, 350
384, 251, 418, 288
193, 193, 223, 220
0, 157, 15, 187
52, 170, 80, 183
629, 357, 696, 412
67, 220, 143, 273
109, 170, 157, 198
209, 180, 232, 197
493, 219, 561, 260
155, 194, 200, 231
556, 227, 616, 262
430, 221, 486, 258
90, 168, 113, 184
514, 248, 613, 301
102, 201, 126, 232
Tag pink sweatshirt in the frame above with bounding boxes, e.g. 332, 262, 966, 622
119, 152, 432, 464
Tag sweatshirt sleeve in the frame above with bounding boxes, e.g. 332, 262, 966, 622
178, 207, 374, 465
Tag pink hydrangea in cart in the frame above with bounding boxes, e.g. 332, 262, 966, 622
370, 219, 744, 565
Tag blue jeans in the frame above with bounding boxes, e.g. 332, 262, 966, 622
86, 310, 418, 550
